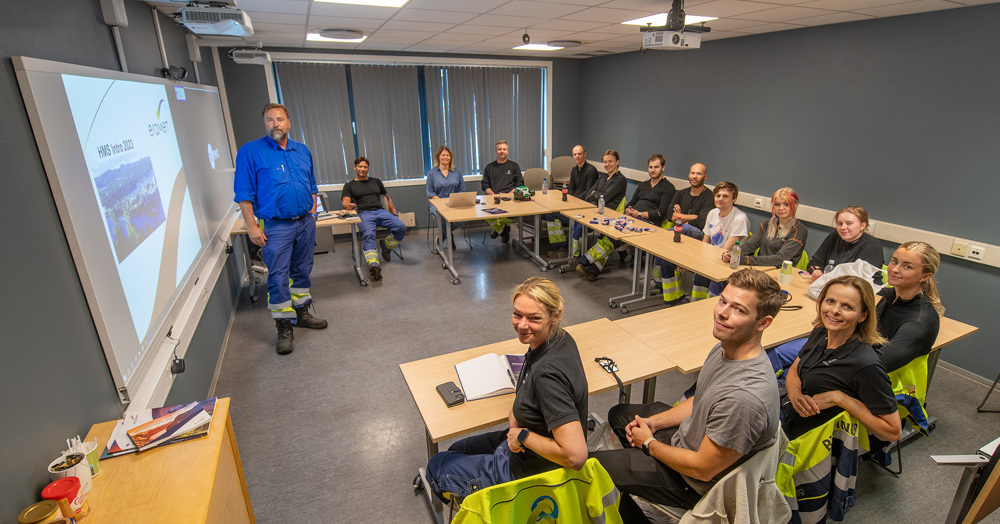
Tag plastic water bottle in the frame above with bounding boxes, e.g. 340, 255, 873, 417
730, 240, 741, 269
598, 194, 605, 215
673, 219, 683, 242
542, 177, 548, 194
823, 259, 835, 274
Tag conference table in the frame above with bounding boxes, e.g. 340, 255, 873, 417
399, 318, 675, 461
231, 213, 368, 296
429, 192, 591, 284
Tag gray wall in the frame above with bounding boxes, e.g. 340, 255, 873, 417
578, 5, 998, 377
1, 0, 237, 516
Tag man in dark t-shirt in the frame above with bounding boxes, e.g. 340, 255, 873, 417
480, 140, 522, 243
545, 144, 598, 256
657, 162, 715, 305
341, 156, 406, 281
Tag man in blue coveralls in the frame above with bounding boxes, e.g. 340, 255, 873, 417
341, 156, 407, 281
234, 103, 328, 355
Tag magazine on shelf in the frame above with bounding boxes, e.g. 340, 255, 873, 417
455, 353, 525, 401
102, 397, 217, 458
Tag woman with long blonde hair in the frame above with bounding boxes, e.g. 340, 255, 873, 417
782, 275, 901, 441
873, 241, 945, 372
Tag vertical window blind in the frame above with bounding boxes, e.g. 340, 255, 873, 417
274, 61, 545, 184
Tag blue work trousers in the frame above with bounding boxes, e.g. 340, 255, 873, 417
425, 429, 514, 503
359, 208, 406, 253
262, 216, 316, 318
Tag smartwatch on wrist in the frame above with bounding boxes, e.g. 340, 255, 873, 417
641, 437, 655, 456
517, 428, 530, 447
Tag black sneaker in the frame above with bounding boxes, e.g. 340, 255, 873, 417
294, 303, 328, 329
381, 239, 392, 262
500, 225, 511, 243
369, 263, 382, 281
490, 229, 499, 239
275, 319, 294, 355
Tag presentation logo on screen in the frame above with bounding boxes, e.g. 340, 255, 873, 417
207, 143, 220, 169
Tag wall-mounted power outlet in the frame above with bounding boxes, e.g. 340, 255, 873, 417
753, 197, 764, 210
951, 241, 969, 257
969, 245, 986, 262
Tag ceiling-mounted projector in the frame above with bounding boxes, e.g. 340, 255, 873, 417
178, 5, 253, 37
228, 48, 271, 65
642, 30, 701, 50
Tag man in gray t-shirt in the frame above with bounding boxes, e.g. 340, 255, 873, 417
590, 269, 784, 517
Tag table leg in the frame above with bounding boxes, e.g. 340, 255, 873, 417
515, 215, 549, 270
350, 224, 368, 286
240, 234, 258, 300
643, 376, 657, 404
434, 215, 460, 284
615, 249, 655, 313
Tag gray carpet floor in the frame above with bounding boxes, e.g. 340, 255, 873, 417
215, 227, 1000, 523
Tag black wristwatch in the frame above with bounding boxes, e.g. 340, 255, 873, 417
641, 437, 655, 456
517, 428, 530, 447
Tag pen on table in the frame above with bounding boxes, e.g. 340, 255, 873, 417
507, 368, 516, 387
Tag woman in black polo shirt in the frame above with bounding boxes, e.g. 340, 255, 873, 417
782, 276, 902, 441
425, 277, 589, 502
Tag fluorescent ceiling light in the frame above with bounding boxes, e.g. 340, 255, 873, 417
622, 13, 717, 26
513, 43, 563, 51
314, 0, 409, 6
308, 33, 367, 43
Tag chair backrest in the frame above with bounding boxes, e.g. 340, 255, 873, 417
551, 156, 575, 184
380, 193, 389, 210
681, 430, 791, 524
889, 354, 931, 435
522, 168, 549, 191
453, 458, 623, 524
777, 411, 872, 523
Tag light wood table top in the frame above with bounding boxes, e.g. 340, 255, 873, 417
431, 195, 548, 222
231, 213, 359, 235
625, 230, 738, 282
82, 398, 254, 524
400, 318, 675, 443
561, 208, 659, 240
615, 274, 819, 373
530, 191, 594, 213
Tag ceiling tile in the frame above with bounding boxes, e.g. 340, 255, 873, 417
792, 11, 875, 25
798, 0, 902, 9
252, 22, 306, 33
368, 29, 441, 40
309, 3, 400, 18
238, 0, 309, 14
464, 13, 546, 27
738, 21, 807, 33
444, 24, 515, 35
489, 1, 587, 18
420, 32, 497, 43
390, 8, 479, 23
687, 0, 782, 17
700, 29, 753, 40
405, 43, 463, 52
583, 22, 647, 35
352, 41, 412, 50
950, 0, 1000, 4
559, 31, 628, 42
559, 7, 654, 23
307, 16, 387, 29
855, 0, 964, 17
402, 0, 508, 13
381, 19, 457, 32
244, 12, 309, 25
701, 17, 768, 30
736, 5, 839, 22
528, 18, 608, 31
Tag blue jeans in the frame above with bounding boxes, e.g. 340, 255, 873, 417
768, 337, 807, 386
425, 430, 514, 503
262, 216, 316, 318
359, 208, 406, 252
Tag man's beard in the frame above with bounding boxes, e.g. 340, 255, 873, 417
269, 128, 287, 142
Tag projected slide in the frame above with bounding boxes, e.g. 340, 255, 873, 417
62, 75, 202, 368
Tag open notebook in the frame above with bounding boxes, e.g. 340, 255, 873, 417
455, 353, 525, 401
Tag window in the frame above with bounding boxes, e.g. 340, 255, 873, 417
273, 58, 546, 185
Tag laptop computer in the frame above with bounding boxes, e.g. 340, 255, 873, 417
447, 192, 478, 207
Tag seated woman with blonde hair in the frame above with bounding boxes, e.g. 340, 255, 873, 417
725, 187, 807, 268
782, 275, 901, 442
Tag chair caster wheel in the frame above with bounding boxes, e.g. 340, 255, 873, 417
540, 266, 548, 272
250, 295, 259, 303
609, 301, 618, 309
523, 253, 531, 259
361, 280, 368, 286
442, 263, 448, 269
559, 267, 565, 273
453, 278, 461, 285
620, 306, 629, 314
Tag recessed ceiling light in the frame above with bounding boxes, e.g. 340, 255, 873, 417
622, 13, 717, 26
314, 0, 409, 7
546, 40, 582, 48
513, 43, 564, 51
308, 30, 367, 43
